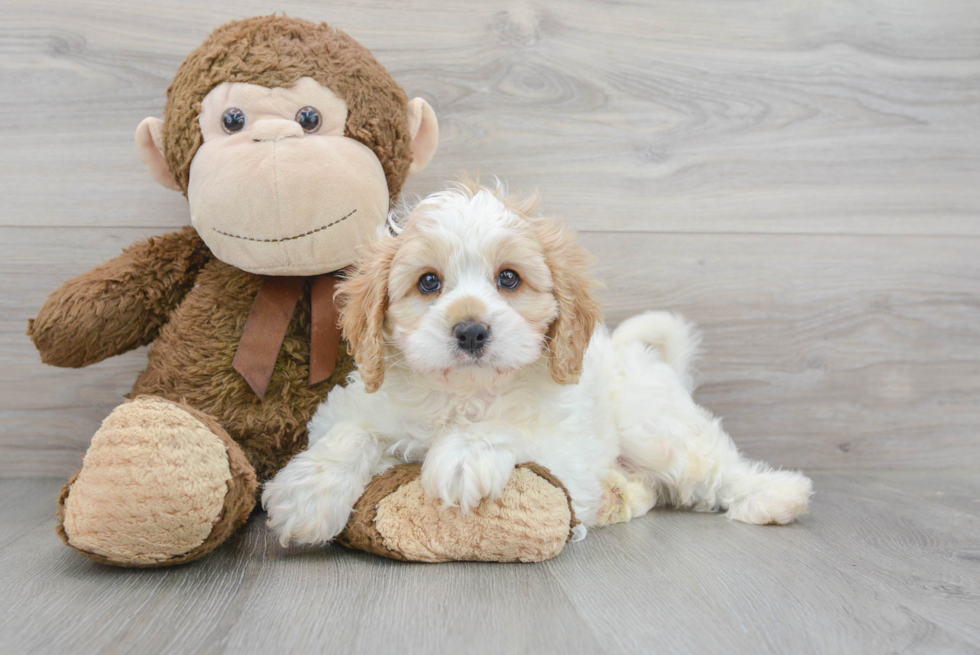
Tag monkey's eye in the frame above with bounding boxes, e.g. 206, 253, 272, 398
295, 106, 321, 133
418, 272, 441, 294
497, 269, 521, 290
221, 108, 246, 134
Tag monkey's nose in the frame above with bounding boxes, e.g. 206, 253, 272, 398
251, 119, 304, 142
453, 321, 491, 355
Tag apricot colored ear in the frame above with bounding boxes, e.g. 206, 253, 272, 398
337, 236, 399, 393
135, 117, 181, 191
406, 98, 438, 176
536, 219, 603, 385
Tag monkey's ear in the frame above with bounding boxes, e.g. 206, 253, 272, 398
135, 117, 181, 191
406, 98, 438, 176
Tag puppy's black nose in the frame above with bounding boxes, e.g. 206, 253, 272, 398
453, 321, 490, 355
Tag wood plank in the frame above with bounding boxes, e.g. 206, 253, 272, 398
221, 546, 605, 655
549, 469, 980, 655
3, 472, 979, 655
2, 226, 977, 475
799, 472, 980, 649
1, 1, 978, 234
860, 469, 980, 518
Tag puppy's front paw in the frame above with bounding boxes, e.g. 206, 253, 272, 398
261, 456, 354, 546
421, 440, 517, 513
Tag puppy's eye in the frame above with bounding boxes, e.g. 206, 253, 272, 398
418, 272, 442, 294
221, 108, 246, 134
295, 106, 321, 133
498, 269, 521, 290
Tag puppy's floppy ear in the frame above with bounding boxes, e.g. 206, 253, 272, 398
338, 236, 398, 393
535, 219, 603, 385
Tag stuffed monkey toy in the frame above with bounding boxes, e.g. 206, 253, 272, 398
28, 16, 577, 567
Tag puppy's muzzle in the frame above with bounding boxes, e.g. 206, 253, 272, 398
453, 320, 490, 356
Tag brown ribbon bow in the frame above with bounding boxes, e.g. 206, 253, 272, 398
232, 274, 341, 400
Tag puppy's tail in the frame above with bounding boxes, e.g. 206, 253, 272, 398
611, 311, 702, 392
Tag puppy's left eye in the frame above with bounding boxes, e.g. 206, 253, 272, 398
418, 272, 442, 294
498, 269, 521, 290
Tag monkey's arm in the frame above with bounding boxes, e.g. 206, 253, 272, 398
28, 226, 211, 368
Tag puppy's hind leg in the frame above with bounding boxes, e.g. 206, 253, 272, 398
677, 416, 813, 525
612, 318, 812, 526
619, 409, 812, 525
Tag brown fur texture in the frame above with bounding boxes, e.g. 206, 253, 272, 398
338, 463, 578, 562
28, 227, 210, 368
40, 227, 357, 567
30, 227, 354, 484
164, 15, 413, 202
129, 256, 356, 482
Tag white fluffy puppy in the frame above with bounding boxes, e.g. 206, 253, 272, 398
263, 181, 813, 545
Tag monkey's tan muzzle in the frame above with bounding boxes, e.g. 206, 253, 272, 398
188, 134, 389, 276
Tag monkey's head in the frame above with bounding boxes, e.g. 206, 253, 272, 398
135, 16, 438, 275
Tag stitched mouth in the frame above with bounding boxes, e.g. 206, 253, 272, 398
211, 209, 357, 243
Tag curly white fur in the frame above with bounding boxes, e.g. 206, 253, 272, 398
262, 183, 813, 545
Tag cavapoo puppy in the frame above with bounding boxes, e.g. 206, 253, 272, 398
263, 180, 813, 545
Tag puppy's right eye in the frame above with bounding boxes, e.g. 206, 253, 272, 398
221, 108, 246, 134
418, 272, 441, 294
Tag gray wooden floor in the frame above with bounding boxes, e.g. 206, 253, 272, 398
2, 0, 979, 653
2, 473, 979, 655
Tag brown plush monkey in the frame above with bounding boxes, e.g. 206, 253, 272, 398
29, 16, 576, 567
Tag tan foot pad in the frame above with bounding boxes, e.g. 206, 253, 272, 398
59, 396, 254, 567
338, 463, 578, 563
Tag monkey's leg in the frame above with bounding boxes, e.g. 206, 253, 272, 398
338, 463, 578, 563
57, 396, 257, 567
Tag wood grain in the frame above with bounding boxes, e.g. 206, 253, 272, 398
0, 0, 978, 234
2, 473, 979, 655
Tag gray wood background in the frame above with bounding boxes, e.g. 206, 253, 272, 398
1, 1, 978, 476
2, 2, 979, 654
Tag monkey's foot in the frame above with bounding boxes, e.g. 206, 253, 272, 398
58, 396, 257, 567
338, 463, 577, 563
